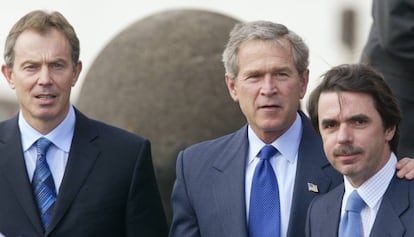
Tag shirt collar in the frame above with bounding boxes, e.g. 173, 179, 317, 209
343, 152, 397, 208
19, 106, 76, 152
247, 112, 302, 164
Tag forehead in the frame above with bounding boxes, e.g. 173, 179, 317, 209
13, 28, 71, 60
237, 39, 294, 69
318, 91, 379, 119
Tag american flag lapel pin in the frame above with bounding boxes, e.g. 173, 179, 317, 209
307, 183, 319, 193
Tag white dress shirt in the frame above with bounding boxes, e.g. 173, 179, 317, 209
19, 106, 76, 193
341, 152, 397, 237
246, 113, 302, 237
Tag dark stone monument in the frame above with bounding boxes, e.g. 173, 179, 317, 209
76, 9, 245, 222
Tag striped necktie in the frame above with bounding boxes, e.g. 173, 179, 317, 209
32, 137, 57, 230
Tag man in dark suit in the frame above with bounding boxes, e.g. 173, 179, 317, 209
169, 21, 414, 237
0, 10, 168, 236
361, 0, 414, 158
306, 64, 414, 237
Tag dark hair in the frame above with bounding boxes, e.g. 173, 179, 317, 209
307, 64, 401, 152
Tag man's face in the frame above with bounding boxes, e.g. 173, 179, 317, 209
226, 39, 308, 143
318, 91, 395, 187
1, 28, 81, 133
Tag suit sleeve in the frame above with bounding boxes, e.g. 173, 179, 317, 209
168, 150, 201, 237
374, 0, 414, 60
126, 140, 168, 237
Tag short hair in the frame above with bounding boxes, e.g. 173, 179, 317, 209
4, 10, 80, 67
222, 20, 309, 80
307, 64, 401, 153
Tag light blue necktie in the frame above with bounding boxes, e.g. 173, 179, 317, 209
249, 144, 280, 237
32, 137, 57, 230
339, 190, 366, 237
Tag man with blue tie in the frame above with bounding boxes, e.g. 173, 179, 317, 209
0, 10, 168, 236
306, 64, 414, 236
169, 21, 414, 237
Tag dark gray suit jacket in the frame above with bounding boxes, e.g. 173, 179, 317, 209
0, 109, 168, 237
305, 177, 414, 237
361, 0, 414, 98
169, 111, 342, 237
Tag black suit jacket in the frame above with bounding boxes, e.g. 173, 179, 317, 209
169, 111, 342, 237
0, 109, 168, 237
306, 177, 414, 237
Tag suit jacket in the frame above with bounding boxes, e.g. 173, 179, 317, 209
0, 109, 168, 237
305, 177, 414, 237
361, 0, 414, 100
169, 111, 342, 237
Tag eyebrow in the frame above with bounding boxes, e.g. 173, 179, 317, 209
320, 114, 370, 125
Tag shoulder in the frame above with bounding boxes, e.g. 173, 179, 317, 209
0, 115, 19, 142
74, 109, 149, 147
180, 125, 247, 158
309, 184, 344, 213
175, 125, 247, 171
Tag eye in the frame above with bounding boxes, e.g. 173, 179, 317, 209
352, 118, 368, 126
50, 62, 64, 69
243, 73, 262, 82
273, 71, 289, 80
23, 64, 39, 71
321, 120, 337, 130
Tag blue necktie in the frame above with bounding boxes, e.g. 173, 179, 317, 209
339, 190, 366, 237
32, 137, 57, 230
249, 144, 280, 237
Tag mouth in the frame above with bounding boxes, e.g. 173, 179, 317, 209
334, 150, 363, 164
35, 94, 57, 105
259, 104, 281, 110
35, 94, 56, 99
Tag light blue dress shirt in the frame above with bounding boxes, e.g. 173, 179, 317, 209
19, 106, 76, 193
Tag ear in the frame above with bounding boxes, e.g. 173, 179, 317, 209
299, 69, 309, 99
385, 125, 396, 142
225, 74, 239, 102
71, 61, 82, 87
1, 64, 16, 89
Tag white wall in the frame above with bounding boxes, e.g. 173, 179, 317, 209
0, 0, 373, 105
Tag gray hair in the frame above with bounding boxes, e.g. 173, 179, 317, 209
222, 20, 309, 80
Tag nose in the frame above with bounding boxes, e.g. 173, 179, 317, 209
260, 74, 276, 95
337, 124, 352, 144
38, 66, 52, 85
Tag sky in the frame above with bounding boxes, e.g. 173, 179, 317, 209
0, 0, 372, 104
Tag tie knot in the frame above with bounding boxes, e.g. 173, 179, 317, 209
258, 145, 278, 160
36, 137, 52, 156
346, 190, 366, 213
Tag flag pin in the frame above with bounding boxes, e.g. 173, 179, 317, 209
307, 183, 319, 193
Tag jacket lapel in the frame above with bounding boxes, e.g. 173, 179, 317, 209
0, 116, 44, 235
322, 186, 343, 236
211, 126, 249, 237
46, 110, 100, 234
369, 177, 407, 237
